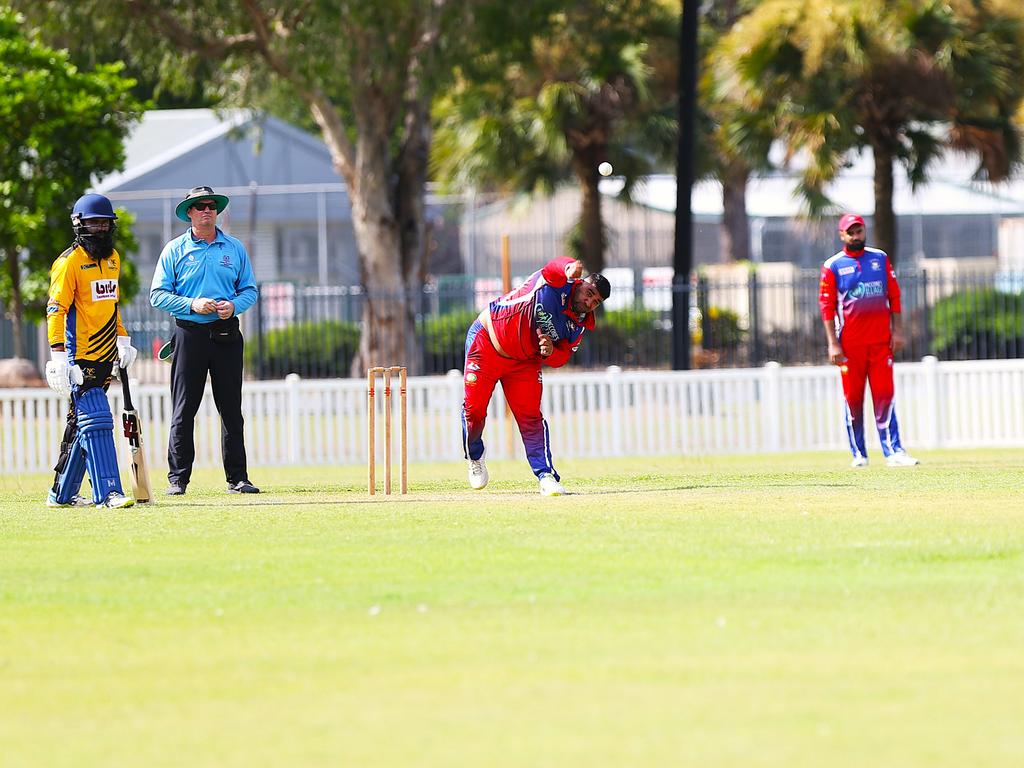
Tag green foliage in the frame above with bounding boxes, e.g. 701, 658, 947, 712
929, 288, 1024, 360
246, 319, 361, 378
695, 306, 746, 351
587, 307, 671, 366
421, 308, 479, 358
0, 8, 145, 335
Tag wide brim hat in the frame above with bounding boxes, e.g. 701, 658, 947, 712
175, 186, 230, 222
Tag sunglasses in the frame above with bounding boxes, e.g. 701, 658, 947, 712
191, 201, 218, 212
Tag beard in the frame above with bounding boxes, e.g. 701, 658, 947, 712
78, 232, 115, 261
847, 238, 865, 251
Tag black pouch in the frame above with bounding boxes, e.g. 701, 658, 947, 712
210, 320, 242, 345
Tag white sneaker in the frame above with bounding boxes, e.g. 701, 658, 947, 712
468, 459, 488, 490
46, 493, 92, 508
886, 451, 920, 467
850, 456, 869, 468
538, 473, 565, 496
97, 491, 136, 509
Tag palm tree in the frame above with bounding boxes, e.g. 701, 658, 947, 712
716, 0, 1024, 262
431, 1, 677, 274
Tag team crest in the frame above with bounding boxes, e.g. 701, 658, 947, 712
870, 260, 880, 270
466, 372, 478, 384
220, 253, 231, 267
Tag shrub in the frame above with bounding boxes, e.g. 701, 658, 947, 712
694, 306, 745, 350
246, 319, 360, 378
930, 288, 1024, 360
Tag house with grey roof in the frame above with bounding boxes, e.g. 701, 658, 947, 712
97, 109, 360, 287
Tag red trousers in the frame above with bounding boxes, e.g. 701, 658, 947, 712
839, 341, 903, 457
462, 321, 557, 479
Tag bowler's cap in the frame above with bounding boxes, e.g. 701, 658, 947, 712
175, 186, 229, 222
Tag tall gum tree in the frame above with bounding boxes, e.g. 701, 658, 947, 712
21, 0, 531, 374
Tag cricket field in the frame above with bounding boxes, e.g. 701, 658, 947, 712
1, 450, 1023, 767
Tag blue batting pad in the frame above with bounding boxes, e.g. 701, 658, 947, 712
76, 387, 123, 503
52, 437, 87, 505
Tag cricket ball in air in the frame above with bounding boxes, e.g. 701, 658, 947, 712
598, 162, 613, 177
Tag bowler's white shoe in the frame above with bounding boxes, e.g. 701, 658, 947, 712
886, 451, 920, 467
850, 456, 869, 468
468, 459, 488, 490
538, 473, 565, 496
97, 491, 136, 509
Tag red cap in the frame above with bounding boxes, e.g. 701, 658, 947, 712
838, 213, 865, 233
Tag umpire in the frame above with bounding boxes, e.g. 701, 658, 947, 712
151, 186, 260, 495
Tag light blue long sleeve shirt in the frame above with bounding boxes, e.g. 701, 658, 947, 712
150, 228, 259, 322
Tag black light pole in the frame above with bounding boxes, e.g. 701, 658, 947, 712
672, 0, 699, 370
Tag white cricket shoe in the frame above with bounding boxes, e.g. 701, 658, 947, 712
46, 492, 92, 508
468, 459, 488, 490
850, 456, 869, 468
538, 473, 565, 496
886, 451, 920, 467
97, 491, 136, 509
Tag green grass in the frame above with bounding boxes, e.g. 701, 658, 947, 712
2, 451, 1023, 767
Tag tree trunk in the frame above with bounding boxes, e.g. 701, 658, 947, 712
4, 250, 26, 359
870, 142, 898, 262
720, 162, 750, 263
346, 146, 415, 376
573, 153, 606, 273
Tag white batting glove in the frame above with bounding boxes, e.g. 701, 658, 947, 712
45, 349, 71, 397
116, 335, 138, 371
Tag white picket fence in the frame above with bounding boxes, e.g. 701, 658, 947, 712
3, 356, 1024, 476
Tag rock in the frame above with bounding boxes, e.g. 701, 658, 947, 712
0, 357, 46, 387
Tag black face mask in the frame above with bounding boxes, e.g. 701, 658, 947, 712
77, 231, 115, 261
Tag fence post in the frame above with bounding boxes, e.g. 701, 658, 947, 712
286, 373, 301, 463
255, 286, 266, 380
919, 268, 930, 358
697, 275, 710, 347
606, 365, 624, 456
748, 269, 760, 365
762, 361, 782, 452
921, 355, 940, 450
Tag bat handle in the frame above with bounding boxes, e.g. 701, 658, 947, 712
120, 366, 134, 411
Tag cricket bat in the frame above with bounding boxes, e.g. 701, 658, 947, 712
120, 371, 153, 503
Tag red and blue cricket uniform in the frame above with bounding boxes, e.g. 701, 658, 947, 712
462, 257, 595, 479
819, 246, 906, 459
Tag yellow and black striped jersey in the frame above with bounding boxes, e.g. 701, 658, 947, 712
47, 245, 127, 362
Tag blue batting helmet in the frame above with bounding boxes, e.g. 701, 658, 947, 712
71, 194, 117, 223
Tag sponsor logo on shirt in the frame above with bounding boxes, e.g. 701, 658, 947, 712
80, 263, 97, 270
838, 266, 856, 276
849, 281, 883, 299
91, 279, 118, 302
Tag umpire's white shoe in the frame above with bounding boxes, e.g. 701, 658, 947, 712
97, 491, 136, 509
468, 459, 488, 490
886, 451, 920, 467
850, 456, 869, 468
538, 473, 565, 496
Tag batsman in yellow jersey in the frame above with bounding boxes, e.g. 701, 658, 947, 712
44, 193, 139, 508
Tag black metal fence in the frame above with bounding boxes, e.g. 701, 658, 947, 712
111, 265, 1024, 378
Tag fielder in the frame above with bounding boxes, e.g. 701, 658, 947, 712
819, 213, 919, 468
45, 194, 139, 508
462, 256, 610, 495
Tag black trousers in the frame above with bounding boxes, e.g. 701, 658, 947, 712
168, 318, 248, 486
